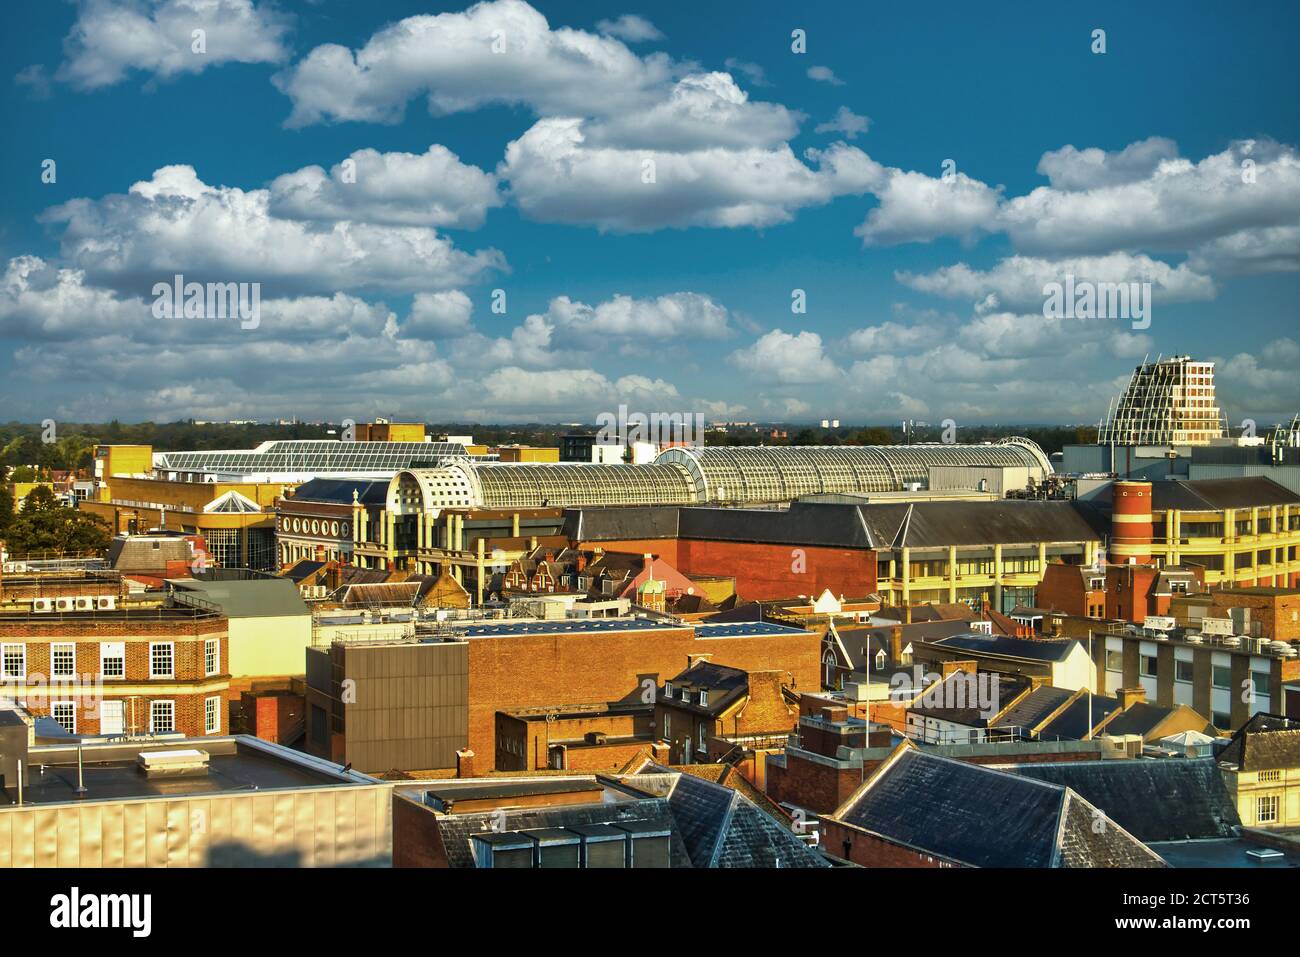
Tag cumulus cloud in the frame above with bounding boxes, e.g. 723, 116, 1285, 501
1187, 225, 1300, 276
404, 290, 475, 338
273, 0, 676, 127
1035, 137, 1180, 190
1001, 139, 1300, 256
730, 329, 840, 384
594, 14, 663, 42
806, 65, 844, 86
42, 165, 505, 295
56, 0, 290, 90
539, 292, 732, 338
723, 57, 768, 87
814, 106, 869, 140
897, 253, 1217, 312
502, 120, 881, 231
269, 145, 502, 229
855, 168, 1003, 246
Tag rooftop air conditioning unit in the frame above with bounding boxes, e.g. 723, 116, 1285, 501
96, 596, 117, 611
74, 597, 95, 611
55, 597, 76, 612
32, 598, 55, 613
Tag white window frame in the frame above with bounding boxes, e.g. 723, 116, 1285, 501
204, 695, 221, 735
204, 638, 219, 677
1258, 794, 1280, 824
101, 642, 125, 679
51, 642, 76, 679
51, 701, 77, 734
149, 699, 175, 734
149, 641, 174, 679
2, 643, 26, 681
698, 721, 707, 751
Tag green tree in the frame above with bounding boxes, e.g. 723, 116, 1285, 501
5, 488, 111, 557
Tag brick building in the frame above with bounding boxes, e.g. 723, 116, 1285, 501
0, 604, 230, 738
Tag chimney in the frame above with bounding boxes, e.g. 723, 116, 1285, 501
904, 604, 913, 625
1115, 687, 1146, 711
455, 748, 475, 778
889, 626, 904, 663
941, 659, 976, 678
315, 544, 326, 562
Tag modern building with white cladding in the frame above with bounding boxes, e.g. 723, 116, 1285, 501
386, 439, 1054, 515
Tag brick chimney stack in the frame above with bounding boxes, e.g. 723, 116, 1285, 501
455, 748, 475, 778
1116, 687, 1146, 711
890, 626, 904, 663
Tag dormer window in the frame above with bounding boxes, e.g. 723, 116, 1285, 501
875, 649, 886, 671
699, 689, 709, 707
664, 682, 673, 699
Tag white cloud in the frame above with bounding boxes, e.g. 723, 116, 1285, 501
897, 253, 1217, 312
806, 65, 844, 86
815, 106, 869, 140
723, 57, 768, 87
730, 329, 840, 384
595, 14, 663, 42
502, 119, 881, 231
42, 165, 505, 295
404, 290, 475, 338
273, 0, 676, 127
1188, 225, 1300, 276
540, 292, 732, 338
56, 0, 290, 90
1035, 137, 1180, 190
269, 145, 502, 229
855, 168, 1003, 246
1001, 139, 1300, 256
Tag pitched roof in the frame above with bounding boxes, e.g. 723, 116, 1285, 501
1036, 693, 1122, 741
171, 577, 309, 618
835, 620, 972, 672
929, 632, 1081, 663
1009, 759, 1239, 841
663, 661, 750, 717
288, 477, 389, 505
1103, 702, 1214, 738
1147, 476, 1300, 512
856, 500, 1100, 549
990, 686, 1076, 732
833, 744, 1164, 867
1217, 712, 1300, 770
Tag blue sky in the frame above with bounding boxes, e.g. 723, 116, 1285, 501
2, 0, 1298, 427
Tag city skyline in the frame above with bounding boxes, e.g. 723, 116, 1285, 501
1, 0, 1298, 427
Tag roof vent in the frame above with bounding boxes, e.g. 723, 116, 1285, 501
137, 748, 210, 778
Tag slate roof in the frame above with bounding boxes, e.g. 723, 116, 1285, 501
633, 766, 829, 868
990, 686, 1076, 732
1009, 759, 1240, 841
1036, 693, 1122, 741
280, 559, 326, 584
835, 620, 972, 672
835, 745, 1165, 867
1217, 713, 1300, 770
1103, 702, 1215, 738
855, 500, 1100, 549
929, 632, 1081, 663
663, 661, 750, 717
288, 477, 389, 505
905, 672, 1029, 728
1147, 477, 1300, 512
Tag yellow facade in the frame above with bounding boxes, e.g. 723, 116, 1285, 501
1226, 767, 1300, 829
1154, 505, 1300, 588
354, 422, 425, 442
11, 482, 56, 511
496, 446, 561, 463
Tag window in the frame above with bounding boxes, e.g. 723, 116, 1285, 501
149, 700, 175, 734
1257, 795, 1280, 824
1104, 649, 1123, 672
204, 639, 219, 677
698, 722, 707, 752
150, 642, 174, 679
663, 713, 671, 740
663, 682, 673, 699
1140, 654, 1158, 678
1251, 671, 1270, 699
101, 642, 125, 678
51, 643, 76, 679
2, 644, 26, 680
1212, 665, 1231, 690
204, 696, 220, 734
1175, 659, 1194, 683
51, 701, 76, 734
699, 689, 709, 707
1212, 710, 1231, 730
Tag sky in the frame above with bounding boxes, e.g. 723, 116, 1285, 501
1, 0, 1298, 428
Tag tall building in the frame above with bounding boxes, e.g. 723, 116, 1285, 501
1097, 356, 1225, 447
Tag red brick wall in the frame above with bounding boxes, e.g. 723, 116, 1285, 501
240, 693, 305, 743
465, 625, 819, 760
766, 751, 874, 815
392, 794, 451, 868
821, 819, 961, 867
577, 537, 877, 602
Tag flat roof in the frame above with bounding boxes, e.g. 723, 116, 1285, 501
1149, 838, 1300, 868
0, 737, 370, 808
459, 618, 679, 638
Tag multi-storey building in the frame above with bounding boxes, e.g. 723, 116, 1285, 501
0, 602, 230, 738
1097, 355, 1225, 447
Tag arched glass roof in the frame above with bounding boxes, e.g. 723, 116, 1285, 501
389, 440, 1053, 512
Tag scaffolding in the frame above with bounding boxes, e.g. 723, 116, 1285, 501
1098, 355, 1226, 447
